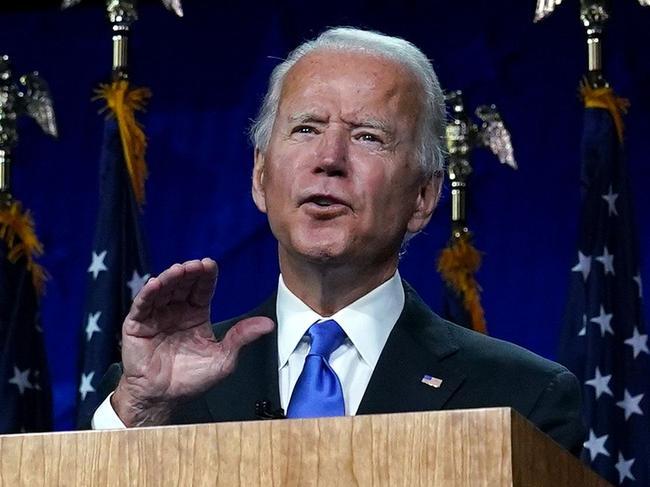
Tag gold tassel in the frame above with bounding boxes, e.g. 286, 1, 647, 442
94, 80, 151, 207
437, 233, 487, 333
580, 81, 630, 143
0, 201, 47, 294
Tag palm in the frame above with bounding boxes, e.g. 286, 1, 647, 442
119, 258, 274, 406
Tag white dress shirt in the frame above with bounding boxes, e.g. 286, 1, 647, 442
277, 272, 403, 415
92, 271, 404, 428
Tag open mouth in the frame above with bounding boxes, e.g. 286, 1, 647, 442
300, 194, 351, 217
302, 195, 348, 207
310, 197, 338, 207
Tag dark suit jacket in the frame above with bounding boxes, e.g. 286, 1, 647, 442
98, 281, 585, 455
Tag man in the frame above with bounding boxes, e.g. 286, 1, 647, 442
92, 27, 584, 455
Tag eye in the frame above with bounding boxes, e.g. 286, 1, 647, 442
356, 132, 384, 144
291, 125, 318, 135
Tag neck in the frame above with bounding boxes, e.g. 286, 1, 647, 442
279, 248, 399, 316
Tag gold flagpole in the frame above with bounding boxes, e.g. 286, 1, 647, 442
0, 56, 57, 290
437, 91, 517, 333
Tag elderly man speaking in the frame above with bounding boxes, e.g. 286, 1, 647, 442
91, 27, 584, 455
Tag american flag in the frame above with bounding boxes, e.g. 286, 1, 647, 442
76, 117, 149, 427
0, 204, 52, 433
558, 86, 649, 485
421, 374, 443, 388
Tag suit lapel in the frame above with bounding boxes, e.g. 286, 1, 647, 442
204, 282, 468, 420
357, 282, 466, 415
204, 296, 282, 421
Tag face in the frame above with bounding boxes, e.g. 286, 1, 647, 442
252, 50, 440, 272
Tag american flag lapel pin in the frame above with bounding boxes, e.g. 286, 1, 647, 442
421, 375, 443, 388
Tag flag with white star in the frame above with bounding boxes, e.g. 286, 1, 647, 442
76, 117, 150, 428
559, 85, 649, 485
0, 207, 52, 433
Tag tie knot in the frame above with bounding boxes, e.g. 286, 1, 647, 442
307, 319, 346, 359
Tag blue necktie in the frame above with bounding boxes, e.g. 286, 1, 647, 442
286, 319, 346, 418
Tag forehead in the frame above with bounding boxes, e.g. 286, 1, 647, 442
278, 49, 422, 120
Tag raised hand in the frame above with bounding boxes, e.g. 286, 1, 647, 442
111, 258, 274, 427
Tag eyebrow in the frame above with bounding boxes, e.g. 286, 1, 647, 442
349, 118, 392, 133
288, 112, 392, 134
288, 112, 327, 124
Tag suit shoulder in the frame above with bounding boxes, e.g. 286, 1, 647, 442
447, 322, 568, 378
401, 283, 583, 453
402, 282, 568, 380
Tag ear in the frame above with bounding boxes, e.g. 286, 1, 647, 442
406, 172, 443, 234
251, 147, 267, 213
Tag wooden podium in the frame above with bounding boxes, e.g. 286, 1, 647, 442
0, 407, 610, 486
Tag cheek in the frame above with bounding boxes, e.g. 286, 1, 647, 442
265, 186, 292, 220
263, 158, 293, 197
355, 162, 413, 213
356, 183, 399, 236
369, 185, 421, 240
264, 145, 311, 188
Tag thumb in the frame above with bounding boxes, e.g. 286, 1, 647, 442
216, 316, 275, 374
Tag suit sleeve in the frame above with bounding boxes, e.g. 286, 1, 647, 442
526, 369, 586, 456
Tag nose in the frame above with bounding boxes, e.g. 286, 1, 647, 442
313, 128, 348, 177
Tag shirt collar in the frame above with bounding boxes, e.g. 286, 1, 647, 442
276, 271, 405, 370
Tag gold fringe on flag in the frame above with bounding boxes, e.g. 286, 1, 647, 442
0, 201, 47, 294
437, 233, 487, 333
94, 80, 151, 207
580, 81, 630, 143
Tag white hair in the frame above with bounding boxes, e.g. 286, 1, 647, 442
250, 27, 446, 179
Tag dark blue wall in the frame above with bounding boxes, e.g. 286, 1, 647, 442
1, 0, 648, 430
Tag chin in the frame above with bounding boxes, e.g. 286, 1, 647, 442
288, 232, 353, 265
297, 243, 348, 264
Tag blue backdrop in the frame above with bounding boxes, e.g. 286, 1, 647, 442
1, 0, 648, 430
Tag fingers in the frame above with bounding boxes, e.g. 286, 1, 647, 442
126, 258, 217, 323
187, 258, 218, 307
170, 260, 206, 303
217, 316, 275, 374
127, 275, 161, 322
153, 262, 190, 309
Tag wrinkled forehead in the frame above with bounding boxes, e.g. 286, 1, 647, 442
278, 49, 424, 117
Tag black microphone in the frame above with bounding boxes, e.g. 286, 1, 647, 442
255, 400, 286, 419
